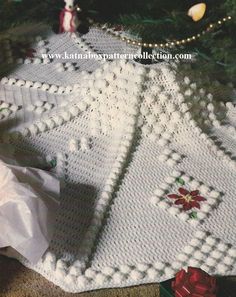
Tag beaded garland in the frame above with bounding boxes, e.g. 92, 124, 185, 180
94, 16, 232, 48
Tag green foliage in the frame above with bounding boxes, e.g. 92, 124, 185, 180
0, 0, 63, 32
90, 0, 236, 83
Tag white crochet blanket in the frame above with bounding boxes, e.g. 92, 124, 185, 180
0, 28, 236, 293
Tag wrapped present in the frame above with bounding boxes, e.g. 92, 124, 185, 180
160, 279, 174, 297
160, 267, 218, 297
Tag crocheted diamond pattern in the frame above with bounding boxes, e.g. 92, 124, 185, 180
0, 28, 236, 293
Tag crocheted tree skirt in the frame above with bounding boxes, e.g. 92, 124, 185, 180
1, 256, 236, 297
0, 28, 236, 293
0, 256, 162, 297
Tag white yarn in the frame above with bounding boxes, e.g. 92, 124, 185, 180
0, 28, 235, 294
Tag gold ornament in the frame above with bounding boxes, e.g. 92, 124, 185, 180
188, 3, 207, 22
76, 5, 81, 12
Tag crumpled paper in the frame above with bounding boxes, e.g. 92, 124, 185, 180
0, 145, 60, 263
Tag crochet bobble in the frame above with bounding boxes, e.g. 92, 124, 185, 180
182, 76, 220, 126
143, 121, 173, 144
87, 61, 145, 137
26, 101, 54, 114
79, 99, 140, 260
56, 62, 76, 72
43, 248, 177, 288
24, 57, 50, 66
42, 57, 51, 66
158, 149, 182, 166
69, 139, 79, 152
183, 91, 236, 167
55, 153, 65, 177
174, 232, 236, 274
0, 101, 20, 120
200, 129, 236, 168
80, 137, 90, 152
71, 34, 99, 59
0, 77, 73, 95
77, 64, 146, 262
11, 100, 89, 139
225, 101, 235, 111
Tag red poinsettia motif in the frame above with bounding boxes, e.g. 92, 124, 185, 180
167, 188, 206, 211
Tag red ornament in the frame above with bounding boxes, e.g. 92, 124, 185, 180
167, 188, 206, 211
172, 267, 217, 297
12, 41, 36, 59
24, 48, 36, 58
113, 25, 124, 31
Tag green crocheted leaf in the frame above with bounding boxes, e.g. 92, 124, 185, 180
176, 177, 185, 186
189, 211, 198, 219
0, 108, 8, 112
49, 159, 57, 168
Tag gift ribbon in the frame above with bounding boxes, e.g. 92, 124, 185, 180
172, 267, 217, 297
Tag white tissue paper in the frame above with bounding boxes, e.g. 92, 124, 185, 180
0, 147, 60, 263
